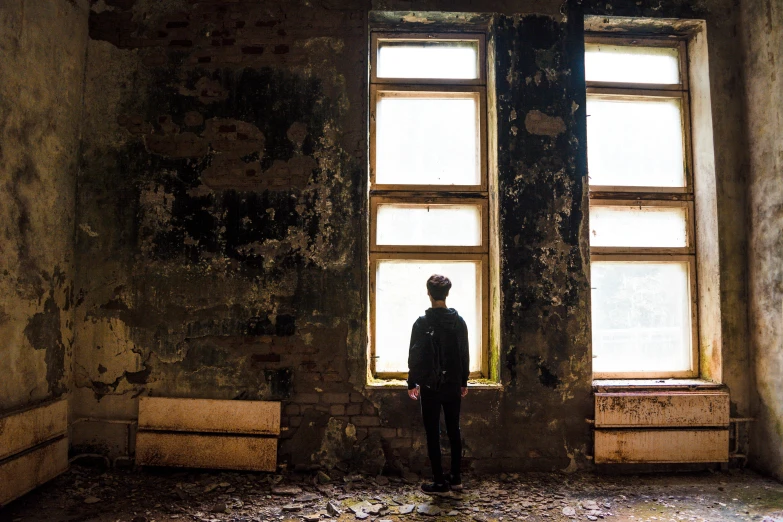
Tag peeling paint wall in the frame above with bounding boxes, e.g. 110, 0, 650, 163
68, 0, 756, 474
742, 0, 783, 481
0, 0, 88, 413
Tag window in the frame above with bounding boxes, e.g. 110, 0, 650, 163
369, 33, 489, 379
586, 36, 698, 379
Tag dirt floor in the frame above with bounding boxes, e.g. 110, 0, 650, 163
1, 466, 782, 522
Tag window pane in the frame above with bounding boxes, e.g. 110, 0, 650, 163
376, 204, 481, 246
591, 261, 693, 374
375, 259, 481, 374
375, 93, 479, 186
378, 40, 479, 80
590, 205, 687, 247
587, 96, 685, 187
585, 43, 680, 84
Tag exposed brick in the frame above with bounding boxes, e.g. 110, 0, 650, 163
391, 438, 413, 449
323, 392, 350, 404
330, 404, 345, 415
251, 353, 280, 363
361, 402, 376, 415
284, 404, 300, 416
295, 393, 319, 404
346, 404, 361, 416
297, 373, 323, 383
371, 427, 397, 439
350, 393, 364, 403
351, 416, 380, 427
290, 416, 302, 428
314, 404, 330, 413
169, 40, 193, 47
274, 44, 290, 54
242, 46, 265, 54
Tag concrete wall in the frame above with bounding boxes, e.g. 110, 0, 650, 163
68, 0, 753, 474
0, 0, 88, 413
743, 0, 783, 480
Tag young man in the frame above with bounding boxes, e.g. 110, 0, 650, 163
407, 274, 470, 494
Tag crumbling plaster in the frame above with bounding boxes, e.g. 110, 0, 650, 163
742, 0, 783, 481
0, 0, 89, 413
0, 0, 761, 475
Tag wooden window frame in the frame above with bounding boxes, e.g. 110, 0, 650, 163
369, 85, 488, 193
370, 32, 487, 86
370, 196, 489, 254
590, 254, 699, 380
369, 32, 490, 381
586, 34, 699, 379
588, 199, 695, 256
369, 253, 489, 380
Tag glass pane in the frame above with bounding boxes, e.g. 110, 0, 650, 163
375, 93, 480, 186
590, 205, 687, 247
585, 43, 680, 84
376, 204, 481, 246
591, 261, 693, 374
378, 40, 479, 80
375, 259, 481, 374
587, 96, 685, 187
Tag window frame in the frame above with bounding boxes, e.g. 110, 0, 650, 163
590, 254, 699, 379
369, 84, 488, 192
588, 199, 695, 256
370, 32, 487, 86
586, 34, 700, 379
369, 32, 490, 381
369, 253, 490, 380
370, 196, 489, 254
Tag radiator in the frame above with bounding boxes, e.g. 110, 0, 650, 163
594, 389, 730, 464
135, 397, 280, 472
0, 398, 69, 506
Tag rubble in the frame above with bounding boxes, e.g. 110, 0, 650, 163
4, 465, 783, 522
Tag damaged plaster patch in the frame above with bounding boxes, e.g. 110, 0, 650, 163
79, 223, 99, 237
525, 110, 566, 137
23, 297, 66, 396
312, 418, 386, 475
74, 317, 144, 398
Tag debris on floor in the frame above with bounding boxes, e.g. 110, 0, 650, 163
1, 465, 783, 522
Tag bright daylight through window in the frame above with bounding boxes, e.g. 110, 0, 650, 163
586, 37, 698, 378
369, 33, 488, 379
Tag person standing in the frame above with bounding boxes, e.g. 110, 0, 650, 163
407, 274, 469, 494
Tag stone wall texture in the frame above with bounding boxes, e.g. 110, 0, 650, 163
743, 0, 783, 481
0, 0, 773, 477
0, 0, 88, 413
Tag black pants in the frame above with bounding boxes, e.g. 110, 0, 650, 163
420, 383, 462, 483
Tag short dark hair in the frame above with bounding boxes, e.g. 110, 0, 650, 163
426, 274, 452, 301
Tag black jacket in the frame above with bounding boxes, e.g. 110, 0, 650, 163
407, 307, 469, 390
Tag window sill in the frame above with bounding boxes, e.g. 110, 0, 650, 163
366, 379, 502, 391
593, 378, 726, 393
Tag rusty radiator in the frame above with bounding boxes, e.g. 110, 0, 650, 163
593, 390, 730, 464
135, 397, 280, 472
0, 398, 69, 507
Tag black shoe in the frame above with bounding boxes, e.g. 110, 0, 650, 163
444, 473, 463, 491
420, 481, 451, 496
